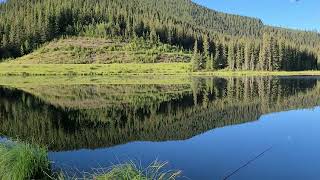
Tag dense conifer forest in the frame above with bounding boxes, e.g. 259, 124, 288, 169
0, 0, 320, 71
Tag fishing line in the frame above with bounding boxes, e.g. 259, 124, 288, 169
223, 146, 273, 180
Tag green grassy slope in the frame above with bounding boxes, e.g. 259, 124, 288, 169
8, 37, 191, 64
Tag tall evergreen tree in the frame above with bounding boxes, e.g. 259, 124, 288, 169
192, 40, 200, 71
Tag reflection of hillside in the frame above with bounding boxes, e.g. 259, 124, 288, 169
0, 77, 319, 151
19, 84, 191, 109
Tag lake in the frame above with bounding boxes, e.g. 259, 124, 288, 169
0, 76, 320, 179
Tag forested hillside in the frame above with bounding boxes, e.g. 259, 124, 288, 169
0, 0, 319, 71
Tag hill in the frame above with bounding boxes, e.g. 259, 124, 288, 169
0, 0, 319, 72
11, 37, 191, 64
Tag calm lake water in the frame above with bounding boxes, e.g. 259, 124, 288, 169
1, 76, 320, 179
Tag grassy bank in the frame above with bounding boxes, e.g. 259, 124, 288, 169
0, 63, 191, 76
0, 141, 50, 180
193, 70, 320, 77
1, 63, 320, 77
0, 141, 181, 180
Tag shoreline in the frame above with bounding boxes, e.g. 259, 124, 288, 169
1, 63, 320, 77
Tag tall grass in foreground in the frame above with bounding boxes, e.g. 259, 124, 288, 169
93, 160, 182, 180
0, 140, 181, 180
0, 141, 50, 180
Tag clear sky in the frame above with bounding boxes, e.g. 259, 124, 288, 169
193, 0, 320, 31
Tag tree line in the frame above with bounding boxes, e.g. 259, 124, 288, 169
0, 0, 319, 71
192, 33, 318, 71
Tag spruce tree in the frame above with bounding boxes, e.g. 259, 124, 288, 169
228, 41, 235, 70
203, 35, 210, 68
192, 40, 200, 71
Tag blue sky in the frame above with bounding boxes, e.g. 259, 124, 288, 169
193, 0, 320, 31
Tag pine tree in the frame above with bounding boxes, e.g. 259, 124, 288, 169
236, 44, 244, 70
244, 42, 251, 70
206, 53, 214, 70
279, 39, 286, 70
192, 40, 200, 71
24, 40, 30, 54
272, 38, 280, 70
214, 45, 221, 69
203, 35, 210, 68
167, 28, 173, 44
149, 27, 158, 44
203, 35, 210, 60
259, 33, 272, 71
1, 34, 7, 47
211, 54, 216, 70
20, 45, 25, 56
228, 41, 235, 70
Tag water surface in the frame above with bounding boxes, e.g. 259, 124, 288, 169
0, 76, 319, 179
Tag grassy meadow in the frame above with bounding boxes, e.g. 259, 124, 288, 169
1, 63, 320, 77
9, 37, 191, 64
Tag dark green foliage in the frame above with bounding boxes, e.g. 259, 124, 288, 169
192, 40, 200, 71
0, 0, 319, 71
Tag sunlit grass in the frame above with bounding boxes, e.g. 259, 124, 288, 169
7, 37, 191, 65
193, 70, 320, 77
94, 160, 182, 180
0, 141, 50, 180
1, 63, 320, 76
52, 160, 182, 180
0, 63, 192, 76
0, 140, 181, 180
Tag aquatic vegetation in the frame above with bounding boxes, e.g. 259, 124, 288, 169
0, 141, 50, 180
94, 161, 182, 180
